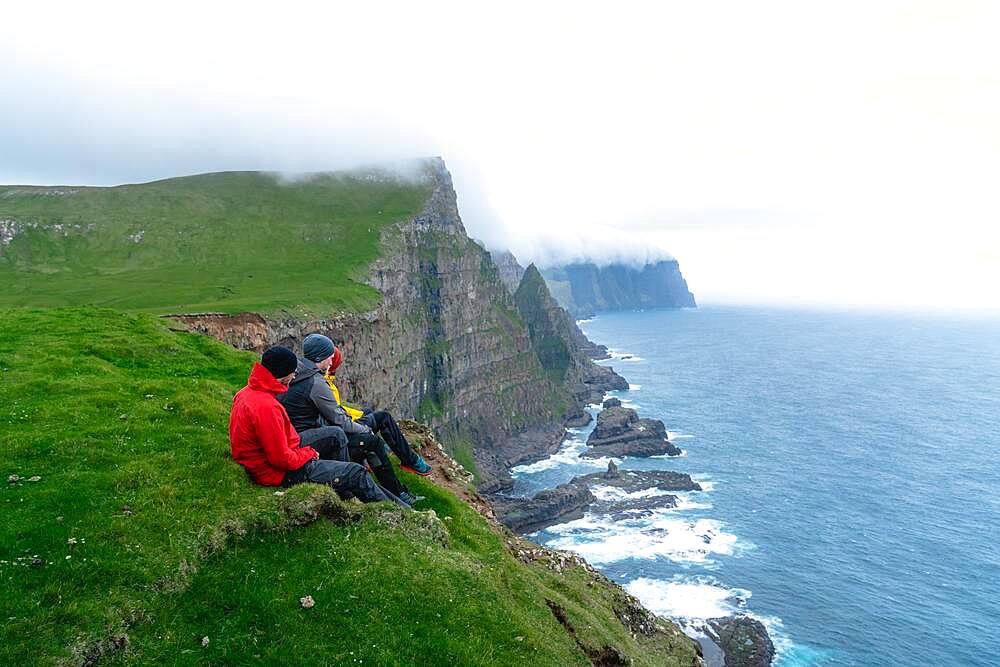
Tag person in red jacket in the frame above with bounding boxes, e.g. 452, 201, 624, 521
229, 346, 395, 504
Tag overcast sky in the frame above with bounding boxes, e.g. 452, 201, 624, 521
2, 1, 998, 312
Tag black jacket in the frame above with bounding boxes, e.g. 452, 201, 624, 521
277, 359, 371, 435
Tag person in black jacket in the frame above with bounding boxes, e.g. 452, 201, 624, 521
278, 341, 423, 506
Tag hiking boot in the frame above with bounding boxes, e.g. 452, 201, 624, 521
401, 455, 432, 476
398, 490, 426, 506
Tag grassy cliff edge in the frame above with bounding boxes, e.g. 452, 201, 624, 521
0, 169, 433, 316
0, 308, 700, 665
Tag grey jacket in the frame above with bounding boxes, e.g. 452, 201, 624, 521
278, 358, 371, 436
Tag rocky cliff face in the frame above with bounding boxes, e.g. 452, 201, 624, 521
542, 260, 697, 317
174, 161, 654, 494
490, 249, 525, 295
514, 264, 628, 409
174, 160, 600, 491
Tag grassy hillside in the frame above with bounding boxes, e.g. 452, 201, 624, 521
0, 308, 699, 666
0, 169, 433, 315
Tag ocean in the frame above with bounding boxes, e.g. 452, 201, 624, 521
509, 305, 1000, 666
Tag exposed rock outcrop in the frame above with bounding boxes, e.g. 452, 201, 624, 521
706, 616, 775, 667
494, 462, 701, 534
172, 159, 619, 494
583, 405, 682, 458
575, 466, 702, 493
476, 424, 567, 495
567, 317, 613, 360
492, 482, 596, 533
176, 161, 558, 487
542, 260, 697, 318
489, 249, 525, 295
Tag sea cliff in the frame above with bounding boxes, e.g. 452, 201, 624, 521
0, 157, 765, 664
172, 161, 627, 498
542, 260, 697, 317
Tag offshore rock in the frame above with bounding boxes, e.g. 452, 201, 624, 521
574, 467, 701, 493
602, 397, 622, 408
492, 482, 595, 534
494, 466, 701, 534
706, 616, 775, 667
489, 249, 526, 295
582, 406, 682, 458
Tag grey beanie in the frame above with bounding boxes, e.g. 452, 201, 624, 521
302, 333, 335, 362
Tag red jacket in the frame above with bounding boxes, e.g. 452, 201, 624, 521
229, 362, 318, 486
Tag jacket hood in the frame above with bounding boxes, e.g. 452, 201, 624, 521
246, 362, 290, 394
288, 357, 322, 386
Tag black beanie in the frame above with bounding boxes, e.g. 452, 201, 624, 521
261, 346, 298, 378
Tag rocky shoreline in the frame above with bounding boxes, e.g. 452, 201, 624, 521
492, 461, 702, 534
487, 373, 775, 667
706, 616, 776, 667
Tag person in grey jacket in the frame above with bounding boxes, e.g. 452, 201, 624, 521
300, 334, 432, 476
278, 348, 422, 506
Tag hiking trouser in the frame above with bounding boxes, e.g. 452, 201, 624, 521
298, 425, 349, 462
356, 410, 420, 468
347, 430, 409, 497
282, 458, 391, 504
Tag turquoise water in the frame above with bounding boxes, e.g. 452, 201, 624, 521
511, 306, 1000, 666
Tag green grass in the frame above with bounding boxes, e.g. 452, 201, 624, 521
446, 434, 480, 483
0, 308, 699, 665
0, 168, 434, 315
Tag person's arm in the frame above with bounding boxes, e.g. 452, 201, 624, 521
255, 407, 318, 470
309, 376, 371, 435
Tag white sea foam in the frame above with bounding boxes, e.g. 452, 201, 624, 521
629, 383, 642, 391
544, 511, 740, 565
510, 433, 612, 475
691, 475, 716, 492
628, 577, 798, 663
626, 576, 751, 622
581, 455, 616, 469
605, 348, 644, 362
589, 484, 673, 502
671, 492, 713, 512
651, 449, 688, 458
755, 615, 794, 665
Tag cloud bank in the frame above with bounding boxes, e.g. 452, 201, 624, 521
1, 1, 998, 311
